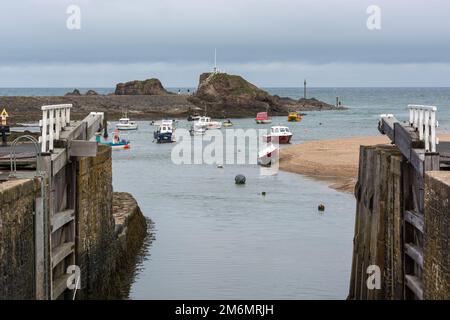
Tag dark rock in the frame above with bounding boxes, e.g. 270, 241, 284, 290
65, 89, 81, 96
115, 78, 170, 95
85, 90, 99, 96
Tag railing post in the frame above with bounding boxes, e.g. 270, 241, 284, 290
41, 110, 48, 153
430, 108, 437, 153
49, 109, 55, 152
424, 109, 430, 152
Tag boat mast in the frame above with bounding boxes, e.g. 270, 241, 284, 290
214, 48, 217, 73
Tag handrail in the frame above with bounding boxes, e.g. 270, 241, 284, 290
40, 104, 72, 153
408, 105, 438, 153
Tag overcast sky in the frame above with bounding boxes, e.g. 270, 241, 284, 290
1, 0, 450, 87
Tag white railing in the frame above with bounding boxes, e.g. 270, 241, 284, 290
40, 104, 72, 153
408, 104, 438, 153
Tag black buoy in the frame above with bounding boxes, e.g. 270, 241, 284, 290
235, 174, 246, 185
318, 204, 325, 211
261, 191, 266, 196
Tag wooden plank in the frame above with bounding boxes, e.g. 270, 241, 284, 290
85, 113, 103, 140
405, 275, 423, 300
393, 123, 424, 162
51, 242, 75, 268
51, 148, 67, 177
405, 243, 423, 268
34, 196, 46, 300
52, 274, 71, 300
58, 121, 87, 143
380, 117, 397, 140
405, 210, 424, 233
69, 140, 97, 157
51, 209, 75, 232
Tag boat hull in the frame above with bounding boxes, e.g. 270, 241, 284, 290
255, 119, 272, 124
263, 134, 292, 144
100, 141, 130, 149
258, 144, 279, 166
116, 125, 138, 130
154, 132, 174, 143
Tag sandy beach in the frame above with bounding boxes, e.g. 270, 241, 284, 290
280, 134, 450, 193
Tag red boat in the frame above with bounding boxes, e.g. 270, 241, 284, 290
262, 126, 293, 144
255, 112, 272, 124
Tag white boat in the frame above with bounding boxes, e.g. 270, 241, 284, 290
258, 143, 279, 167
153, 119, 175, 143
189, 123, 206, 136
195, 116, 222, 130
116, 112, 138, 130
262, 126, 293, 144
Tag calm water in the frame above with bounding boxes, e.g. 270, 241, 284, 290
4, 87, 450, 299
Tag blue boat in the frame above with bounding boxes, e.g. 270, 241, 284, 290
96, 130, 130, 149
153, 120, 175, 143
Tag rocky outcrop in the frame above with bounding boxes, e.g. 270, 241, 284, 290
115, 78, 171, 95
65, 89, 81, 96
188, 72, 340, 118
85, 90, 99, 96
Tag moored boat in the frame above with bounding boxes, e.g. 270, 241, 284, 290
223, 119, 233, 127
189, 123, 206, 136
262, 126, 293, 144
195, 116, 222, 129
96, 130, 130, 149
153, 119, 175, 143
257, 143, 279, 167
287, 111, 302, 122
116, 111, 138, 130
255, 112, 272, 124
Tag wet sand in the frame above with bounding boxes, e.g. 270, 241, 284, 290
280, 135, 450, 194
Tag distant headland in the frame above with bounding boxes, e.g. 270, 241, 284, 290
0, 73, 343, 124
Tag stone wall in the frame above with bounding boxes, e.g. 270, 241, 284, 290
0, 179, 39, 299
76, 145, 116, 298
75, 145, 148, 299
423, 171, 450, 299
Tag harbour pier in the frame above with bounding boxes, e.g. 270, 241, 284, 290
349, 105, 450, 299
0, 104, 148, 299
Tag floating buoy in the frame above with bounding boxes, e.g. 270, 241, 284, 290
217, 164, 223, 169
235, 174, 246, 185
261, 191, 266, 196
318, 204, 325, 211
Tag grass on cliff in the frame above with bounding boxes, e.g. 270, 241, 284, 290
209, 73, 266, 96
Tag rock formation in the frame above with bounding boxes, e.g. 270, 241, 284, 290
188, 72, 339, 117
85, 89, 99, 96
65, 89, 81, 96
115, 78, 171, 95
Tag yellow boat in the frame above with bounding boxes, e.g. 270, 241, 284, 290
287, 111, 302, 122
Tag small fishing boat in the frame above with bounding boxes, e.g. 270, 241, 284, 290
96, 130, 130, 149
255, 112, 272, 124
262, 126, 293, 144
223, 119, 233, 127
195, 116, 222, 129
187, 114, 201, 122
257, 143, 279, 167
189, 123, 206, 136
116, 111, 138, 130
153, 119, 175, 143
287, 111, 302, 122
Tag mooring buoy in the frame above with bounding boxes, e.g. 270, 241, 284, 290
235, 174, 246, 185
261, 191, 266, 196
